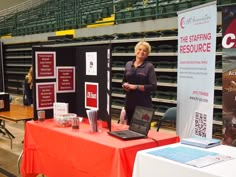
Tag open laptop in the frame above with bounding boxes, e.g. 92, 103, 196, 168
108, 106, 155, 140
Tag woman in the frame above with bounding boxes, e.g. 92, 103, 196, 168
23, 66, 33, 106
122, 41, 157, 124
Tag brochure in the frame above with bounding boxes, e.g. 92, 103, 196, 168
181, 136, 221, 148
148, 145, 234, 168
53, 102, 69, 118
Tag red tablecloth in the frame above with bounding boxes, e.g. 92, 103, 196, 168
21, 119, 179, 177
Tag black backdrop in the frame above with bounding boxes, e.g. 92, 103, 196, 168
32, 44, 111, 129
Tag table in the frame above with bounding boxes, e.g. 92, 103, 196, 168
0, 104, 33, 148
20, 119, 179, 177
133, 143, 236, 177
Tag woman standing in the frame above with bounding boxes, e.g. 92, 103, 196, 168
122, 41, 157, 124
23, 66, 33, 106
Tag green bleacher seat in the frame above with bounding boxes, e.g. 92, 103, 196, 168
129, 32, 144, 38
213, 112, 222, 121
100, 34, 114, 40
124, 9, 133, 23
216, 43, 222, 52
127, 46, 134, 53
133, 7, 143, 22
162, 3, 177, 18
214, 95, 222, 105
215, 77, 222, 86
170, 92, 177, 99
112, 98, 125, 106
112, 72, 124, 79
112, 46, 127, 52
112, 87, 125, 94
176, 0, 190, 11
160, 29, 178, 36
170, 61, 177, 68
215, 60, 222, 69
115, 11, 125, 24
143, 4, 156, 20
156, 105, 172, 113
144, 31, 162, 38
158, 76, 174, 83
112, 61, 125, 67
156, 45, 177, 52
116, 33, 130, 39
151, 61, 159, 67
156, 61, 173, 68
190, 0, 205, 8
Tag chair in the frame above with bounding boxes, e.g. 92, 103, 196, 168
157, 107, 177, 131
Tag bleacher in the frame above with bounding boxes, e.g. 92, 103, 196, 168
1, 0, 236, 37
0, 0, 114, 36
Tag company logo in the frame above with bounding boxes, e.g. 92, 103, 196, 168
180, 14, 211, 28
142, 114, 150, 121
85, 82, 98, 109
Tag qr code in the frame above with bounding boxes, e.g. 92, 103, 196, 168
194, 112, 207, 137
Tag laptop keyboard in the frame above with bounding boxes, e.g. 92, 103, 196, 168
117, 130, 143, 137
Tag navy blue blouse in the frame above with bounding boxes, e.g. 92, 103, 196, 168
122, 59, 157, 110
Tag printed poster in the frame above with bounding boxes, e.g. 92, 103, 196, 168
177, 2, 217, 138
222, 5, 236, 147
85, 82, 99, 109
57, 66, 75, 93
36, 82, 56, 110
86, 52, 97, 76
35, 51, 56, 79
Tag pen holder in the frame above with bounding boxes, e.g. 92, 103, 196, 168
72, 117, 80, 129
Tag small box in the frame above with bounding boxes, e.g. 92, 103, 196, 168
0, 93, 10, 112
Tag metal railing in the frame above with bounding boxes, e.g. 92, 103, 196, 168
0, 0, 49, 17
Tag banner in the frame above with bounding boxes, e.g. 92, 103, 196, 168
177, 2, 217, 138
222, 5, 236, 147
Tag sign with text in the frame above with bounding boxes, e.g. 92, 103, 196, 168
222, 5, 236, 146
36, 82, 56, 110
35, 51, 56, 79
57, 66, 75, 93
85, 82, 98, 109
86, 52, 97, 76
177, 2, 217, 138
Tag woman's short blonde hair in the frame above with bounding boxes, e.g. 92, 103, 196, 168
135, 41, 151, 54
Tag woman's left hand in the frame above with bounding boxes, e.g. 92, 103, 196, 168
122, 83, 137, 91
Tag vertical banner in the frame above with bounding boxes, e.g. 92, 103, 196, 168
177, 2, 217, 138
222, 5, 236, 146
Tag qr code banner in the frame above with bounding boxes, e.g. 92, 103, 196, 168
194, 112, 207, 137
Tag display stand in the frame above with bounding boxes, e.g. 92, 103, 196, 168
32, 44, 111, 130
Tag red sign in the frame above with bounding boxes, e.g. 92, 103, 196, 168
36, 83, 56, 110
57, 67, 75, 93
36, 52, 56, 79
85, 82, 98, 109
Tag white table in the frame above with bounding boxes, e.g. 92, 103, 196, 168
133, 143, 236, 177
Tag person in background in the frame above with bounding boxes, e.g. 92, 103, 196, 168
122, 41, 157, 124
23, 66, 33, 106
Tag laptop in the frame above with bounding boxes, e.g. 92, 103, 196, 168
108, 106, 155, 140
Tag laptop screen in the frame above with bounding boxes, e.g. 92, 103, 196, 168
129, 106, 155, 135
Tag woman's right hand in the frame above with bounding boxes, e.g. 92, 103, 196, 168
122, 82, 137, 91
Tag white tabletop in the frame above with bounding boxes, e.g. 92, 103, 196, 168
133, 143, 236, 177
